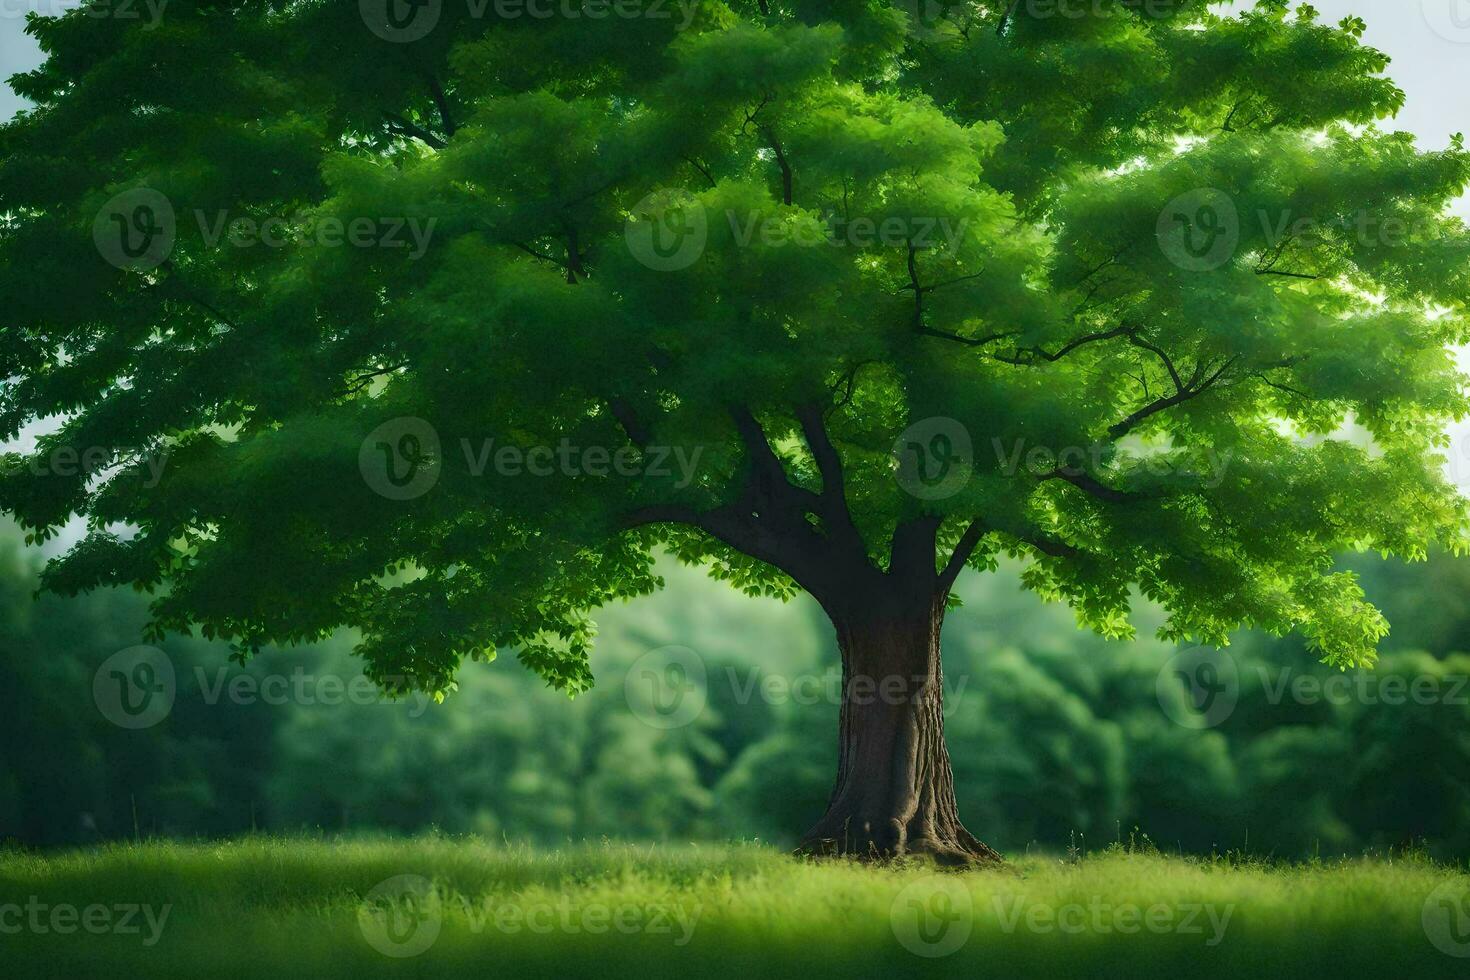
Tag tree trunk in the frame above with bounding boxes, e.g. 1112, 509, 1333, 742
798, 592, 1002, 865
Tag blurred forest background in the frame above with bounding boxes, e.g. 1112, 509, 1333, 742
4, 517, 1470, 859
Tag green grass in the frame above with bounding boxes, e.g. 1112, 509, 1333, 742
2, 837, 1468, 978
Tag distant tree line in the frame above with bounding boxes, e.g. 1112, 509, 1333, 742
3, 521, 1468, 858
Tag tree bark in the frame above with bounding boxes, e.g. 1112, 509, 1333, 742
798, 590, 1002, 866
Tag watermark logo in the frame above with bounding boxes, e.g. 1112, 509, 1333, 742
893, 417, 973, 500
2, 2, 169, 27
1156, 646, 1239, 729
891, 877, 973, 958
26, 444, 169, 488
0, 897, 171, 946
1423, 881, 1470, 957
895, 0, 946, 38
993, 896, 1233, 943
93, 188, 176, 273
360, 0, 442, 42
1157, 188, 1239, 272
1022, 0, 1182, 20
624, 645, 707, 730
990, 438, 1232, 487
359, 874, 444, 958
727, 211, 969, 257
93, 646, 176, 729
361, 417, 442, 500
461, 437, 702, 489
626, 189, 707, 272
192, 210, 437, 258
1424, 1, 1470, 44
720, 665, 969, 715
192, 666, 436, 716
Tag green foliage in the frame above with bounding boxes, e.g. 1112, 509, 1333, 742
2, 2, 1468, 691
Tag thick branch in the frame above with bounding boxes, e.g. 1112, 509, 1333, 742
729, 405, 798, 504
890, 516, 941, 583
1039, 468, 1143, 504
426, 74, 457, 137
976, 516, 1080, 561
1107, 356, 1236, 439
795, 403, 864, 552
609, 397, 652, 448
1017, 533, 1079, 559
763, 128, 794, 205
382, 111, 446, 149
907, 246, 1021, 348
996, 324, 1135, 365
938, 520, 986, 593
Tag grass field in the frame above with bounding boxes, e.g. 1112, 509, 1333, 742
2, 838, 1468, 978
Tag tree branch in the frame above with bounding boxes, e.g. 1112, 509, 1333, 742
992, 324, 1135, 365
426, 74, 457, 138
891, 516, 941, 582
996, 0, 1023, 35
1107, 355, 1237, 440
938, 519, 987, 593
1039, 468, 1143, 504
382, 111, 446, 150
609, 397, 652, 448
796, 403, 866, 554
763, 127, 794, 205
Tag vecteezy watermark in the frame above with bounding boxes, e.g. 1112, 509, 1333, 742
725, 212, 971, 259
93, 188, 177, 273
891, 877, 974, 958
361, 417, 443, 501
358, 874, 701, 958
0, 898, 172, 947
93, 646, 177, 730
1156, 646, 1240, 730
359, 0, 699, 44
896, 0, 945, 38
992, 896, 1234, 945
624, 190, 974, 272
624, 645, 707, 730
1022, 0, 1183, 20
25, 444, 168, 488
1423, 0, 1470, 44
625, 654, 972, 730
359, 418, 705, 501
1157, 188, 1241, 273
1, 1, 168, 27
192, 666, 436, 717
1158, 649, 1470, 730
461, 437, 703, 489
625, 188, 709, 272
192, 210, 437, 260
1159, 186, 1462, 273
359, 875, 443, 958
1255, 668, 1470, 709
991, 439, 1232, 488
94, 647, 439, 729
1423, 881, 1470, 958
893, 417, 973, 501
721, 665, 970, 715
93, 191, 437, 271
1445, 428, 1470, 489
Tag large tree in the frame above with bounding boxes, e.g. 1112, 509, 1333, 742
3, 1, 1468, 863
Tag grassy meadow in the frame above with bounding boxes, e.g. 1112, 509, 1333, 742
2, 838, 1467, 978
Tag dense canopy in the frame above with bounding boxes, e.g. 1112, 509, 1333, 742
2, 0, 1468, 699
